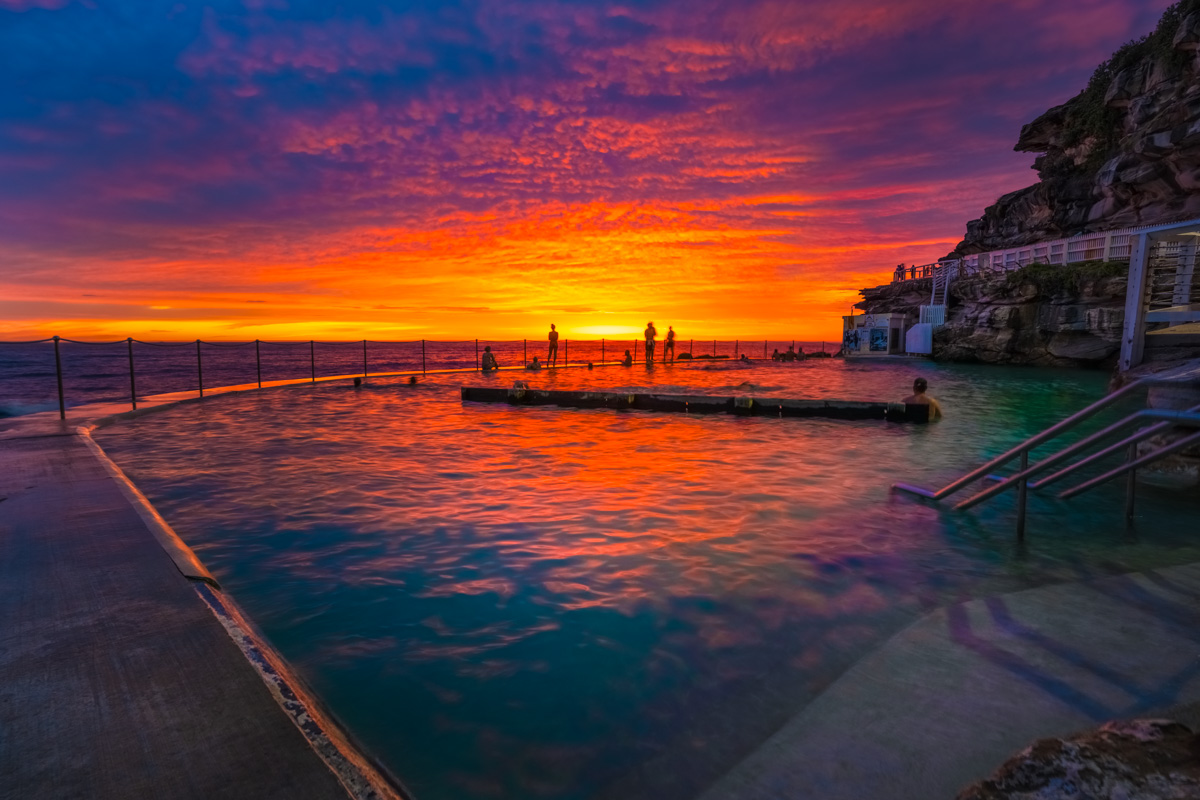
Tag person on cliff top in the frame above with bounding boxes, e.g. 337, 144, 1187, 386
547, 324, 559, 366
664, 326, 676, 363
481, 346, 498, 372
621, 349, 633, 367
903, 377, 943, 421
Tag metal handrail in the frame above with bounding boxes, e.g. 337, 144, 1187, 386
892, 378, 1149, 500
894, 377, 1200, 537
1059, 428, 1200, 498
953, 405, 1200, 509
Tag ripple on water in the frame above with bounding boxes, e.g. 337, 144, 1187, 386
97, 360, 1200, 800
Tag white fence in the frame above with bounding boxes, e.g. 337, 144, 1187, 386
892, 225, 1154, 285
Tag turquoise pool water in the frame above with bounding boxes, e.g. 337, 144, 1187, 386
96, 360, 1200, 799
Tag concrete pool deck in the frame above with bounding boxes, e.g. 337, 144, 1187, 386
0, 397, 405, 798
702, 561, 1200, 800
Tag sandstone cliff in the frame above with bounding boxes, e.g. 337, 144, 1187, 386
954, 1, 1200, 254
857, 264, 1128, 367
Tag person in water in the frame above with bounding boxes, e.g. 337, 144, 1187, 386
739, 353, 751, 363
903, 377, 943, 421
622, 349, 633, 367
528, 355, 542, 370
771, 348, 781, 361
664, 326, 676, 363
547, 324, 559, 366
481, 345, 498, 372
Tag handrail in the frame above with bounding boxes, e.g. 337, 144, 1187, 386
892, 378, 1149, 500
1060, 427, 1200, 498
1030, 404, 1200, 490
952, 407, 1200, 509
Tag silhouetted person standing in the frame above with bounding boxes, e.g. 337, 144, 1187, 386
644, 321, 657, 363
664, 326, 676, 363
547, 324, 559, 366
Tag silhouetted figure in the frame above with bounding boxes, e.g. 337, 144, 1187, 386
408, 376, 418, 385
644, 321, 657, 363
664, 326, 676, 363
547, 324, 559, 366
481, 346, 498, 372
902, 377, 943, 421
771, 348, 781, 361
785, 345, 799, 362
739, 353, 750, 363
622, 350, 633, 367
587, 362, 594, 370
527, 355, 542, 370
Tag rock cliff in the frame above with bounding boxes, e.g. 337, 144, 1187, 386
954, 1, 1200, 254
856, 264, 1129, 367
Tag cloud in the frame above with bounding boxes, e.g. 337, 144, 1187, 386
0, 0, 1176, 338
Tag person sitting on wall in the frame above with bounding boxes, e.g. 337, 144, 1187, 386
527, 356, 542, 370
481, 346, 499, 372
902, 377, 943, 421
621, 350, 633, 367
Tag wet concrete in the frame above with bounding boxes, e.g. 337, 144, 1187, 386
702, 563, 1200, 800
0, 427, 357, 799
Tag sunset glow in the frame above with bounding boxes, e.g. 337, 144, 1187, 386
0, 0, 1171, 340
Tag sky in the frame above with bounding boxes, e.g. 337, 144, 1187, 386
0, 0, 1173, 340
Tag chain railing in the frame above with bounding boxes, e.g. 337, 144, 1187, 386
0, 337, 842, 419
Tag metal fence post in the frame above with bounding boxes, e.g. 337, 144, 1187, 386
764, 340, 767, 358
363, 339, 368, 379
1016, 450, 1029, 541
633, 339, 637, 364
602, 338, 605, 364
475, 339, 480, 372
713, 339, 717, 356
255, 339, 262, 388
1125, 442, 1138, 523
127, 337, 137, 410
735, 340, 738, 359
196, 339, 204, 397
523, 339, 527, 366
310, 340, 315, 383
53, 335, 65, 419
564, 339, 568, 366
421, 339, 426, 375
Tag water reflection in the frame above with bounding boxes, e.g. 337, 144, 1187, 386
97, 360, 1200, 800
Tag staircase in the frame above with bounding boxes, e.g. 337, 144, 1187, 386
893, 377, 1200, 537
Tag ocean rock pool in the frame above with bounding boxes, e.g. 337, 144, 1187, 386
95, 359, 1200, 800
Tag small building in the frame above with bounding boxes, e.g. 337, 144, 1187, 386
842, 312, 912, 356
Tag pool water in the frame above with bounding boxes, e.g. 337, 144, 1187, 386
96, 359, 1200, 800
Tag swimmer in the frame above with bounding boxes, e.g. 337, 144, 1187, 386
481, 345, 498, 372
902, 377, 943, 421
621, 349, 633, 367
527, 355, 542, 371
408, 376, 418, 385
771, 348, 781, 361
587, 362, 594, 370
739, 353, 750, 363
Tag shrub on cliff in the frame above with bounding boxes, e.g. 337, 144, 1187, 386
1061, 0, 1200, 170
1004, 260, 1128, 296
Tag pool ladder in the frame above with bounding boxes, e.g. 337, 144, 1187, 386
893, 377, 1200, 539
